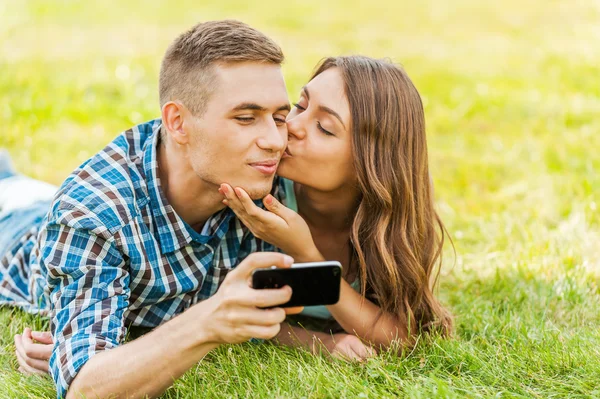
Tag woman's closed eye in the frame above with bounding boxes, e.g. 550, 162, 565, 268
293, 103, 334, 136
317, 121, 334, 136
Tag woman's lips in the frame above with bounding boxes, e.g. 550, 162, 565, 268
282, 148, 292, 158
249, 160, 278, 175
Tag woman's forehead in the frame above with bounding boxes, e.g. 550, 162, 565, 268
306, 68, 351, 126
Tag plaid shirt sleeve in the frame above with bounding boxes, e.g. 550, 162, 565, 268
39, 213, 130, 399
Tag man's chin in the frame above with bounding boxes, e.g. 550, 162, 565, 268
244, 185, 272, 200
236, 178, 274, 200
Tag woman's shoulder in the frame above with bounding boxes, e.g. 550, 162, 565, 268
272, 176, 298, 212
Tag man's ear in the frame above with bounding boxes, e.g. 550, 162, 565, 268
161, 101, 189, 145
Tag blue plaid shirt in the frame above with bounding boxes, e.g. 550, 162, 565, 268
0, 119, 277, 398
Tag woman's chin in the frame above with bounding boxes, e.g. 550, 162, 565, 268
276, 158, 292, 179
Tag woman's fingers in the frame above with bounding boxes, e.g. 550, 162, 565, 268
350, 339, 375, 360
284, 306, 304, 315
220, 184, 245, 215
332, 344, 361, 361
220, 184, 283, 228
233, 187, 278, 222
263, 194, 295, 221
233, 187, 261, 214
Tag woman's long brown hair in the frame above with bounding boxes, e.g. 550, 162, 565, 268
311, 56, 453, 336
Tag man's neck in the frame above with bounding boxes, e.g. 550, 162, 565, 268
157, 140, 225, 232
295, 183, 359, 233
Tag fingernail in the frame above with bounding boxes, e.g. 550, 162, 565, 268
265, 195, 273, 205
234, 188, 242, 197
283, 255, 294, 265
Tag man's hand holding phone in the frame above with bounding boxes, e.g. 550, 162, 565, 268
199, 252, 303, 344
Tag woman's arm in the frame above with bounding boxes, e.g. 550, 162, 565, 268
219, 184, 320, 260
219, 185, 409, 348
329, 280, 409, 347
299, 252, 409, 348
273, 323, 375, 361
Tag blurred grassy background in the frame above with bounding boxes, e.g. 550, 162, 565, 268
1, 0, 599, 397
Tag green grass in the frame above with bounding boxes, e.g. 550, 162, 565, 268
1, 0, 599, 397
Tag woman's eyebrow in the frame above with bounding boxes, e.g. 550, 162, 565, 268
302, 86, 346, 129
302, 86, 310, 100
319, 105, 345, 129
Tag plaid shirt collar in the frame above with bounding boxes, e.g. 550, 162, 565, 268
142, 121, 235, 254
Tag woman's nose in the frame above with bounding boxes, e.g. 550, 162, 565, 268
286, 114, 306, 140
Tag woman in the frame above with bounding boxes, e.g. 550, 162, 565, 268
220, 55, 452, 359
15, 55, 452, 372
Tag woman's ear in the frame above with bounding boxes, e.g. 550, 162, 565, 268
161, 101, 189, 145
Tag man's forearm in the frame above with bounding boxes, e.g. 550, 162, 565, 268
66, 301, 219, 399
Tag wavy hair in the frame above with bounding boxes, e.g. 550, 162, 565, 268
311, 56, 453, 336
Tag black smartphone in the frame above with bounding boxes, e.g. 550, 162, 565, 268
251, 261, 342, 308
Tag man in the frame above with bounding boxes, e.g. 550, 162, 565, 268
0, 20, 297, 398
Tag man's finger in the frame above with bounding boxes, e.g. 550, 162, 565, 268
234, 307, 287, 326
232, 252, 294, 278
22, 328, 53, 360
247, 286, 293, 308
243, 323, 282, 340
31, 331, 53, 345
14, 335, 48, 375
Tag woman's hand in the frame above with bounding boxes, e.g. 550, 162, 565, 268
219, 184, 320, 261
319, 333, 376, 362
14, 328, 53, 375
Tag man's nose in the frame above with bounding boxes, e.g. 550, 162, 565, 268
257, 119, 287, 152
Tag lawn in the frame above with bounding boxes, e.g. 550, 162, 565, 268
1, 0, 599, 398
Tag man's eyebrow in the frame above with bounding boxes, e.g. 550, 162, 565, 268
232, 103, 267, 112
232, 103, 291, 112
302, 86, 346, 129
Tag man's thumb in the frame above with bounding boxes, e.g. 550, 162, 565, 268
32, 331, 53, 344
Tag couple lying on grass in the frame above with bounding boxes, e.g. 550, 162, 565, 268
0, 20, 452, 399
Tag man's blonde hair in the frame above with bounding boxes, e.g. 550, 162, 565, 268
159, 20, 284, 116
